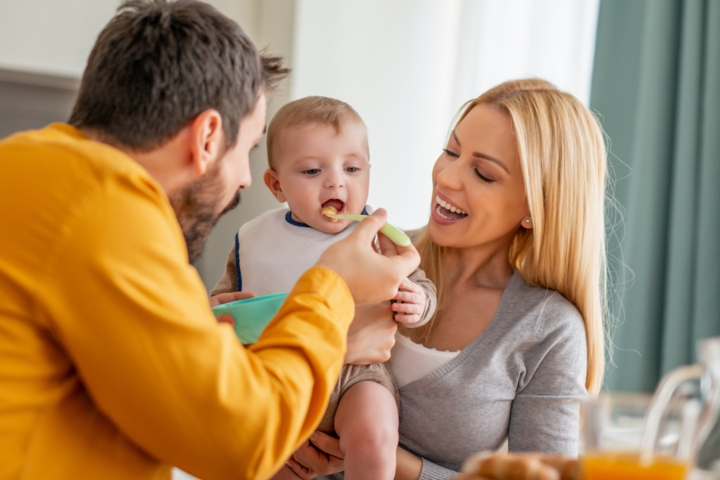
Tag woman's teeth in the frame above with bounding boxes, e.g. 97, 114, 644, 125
436, 206, 456, 220
435, 195, 467, 215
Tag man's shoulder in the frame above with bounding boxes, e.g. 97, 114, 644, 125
2, 123, 162, 198
1, 124, 173, 248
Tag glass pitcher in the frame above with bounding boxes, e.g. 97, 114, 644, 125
640, 336, 720, 464
582, 336, 720, 479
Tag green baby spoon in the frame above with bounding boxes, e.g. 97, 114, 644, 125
322, 207, 412, 247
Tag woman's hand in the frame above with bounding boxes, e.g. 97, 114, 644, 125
345, 301, 397, 365
286, 432, 344, 478
289, 433, 424, 480
395, 447, 423, 480
268, 465, 303, 480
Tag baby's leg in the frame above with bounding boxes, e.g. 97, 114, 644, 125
334, 381, 399, 480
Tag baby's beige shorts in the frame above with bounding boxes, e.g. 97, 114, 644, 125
316, 362, 400, 437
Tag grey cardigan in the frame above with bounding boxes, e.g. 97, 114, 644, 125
401, 270, 588, 479
320, 270, 588, 480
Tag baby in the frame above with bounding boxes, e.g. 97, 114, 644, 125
211, 96, 436, 480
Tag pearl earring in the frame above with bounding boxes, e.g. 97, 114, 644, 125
525, 219, 530, 223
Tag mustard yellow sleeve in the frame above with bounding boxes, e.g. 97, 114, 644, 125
41, 176, 354, 480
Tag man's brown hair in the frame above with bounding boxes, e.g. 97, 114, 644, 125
69, 0, 288, 151
266, 96, 367, 169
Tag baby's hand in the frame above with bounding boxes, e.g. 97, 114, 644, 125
391, 278, 426, 324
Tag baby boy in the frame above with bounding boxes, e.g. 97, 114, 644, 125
211, 96, 436, 480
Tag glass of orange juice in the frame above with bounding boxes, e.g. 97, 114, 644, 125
581, 393, 695, 480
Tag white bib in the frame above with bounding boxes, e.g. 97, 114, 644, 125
235, 206, 369, 296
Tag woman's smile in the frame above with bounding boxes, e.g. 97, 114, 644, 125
431, 192, 468, 226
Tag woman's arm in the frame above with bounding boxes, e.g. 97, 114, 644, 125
508, 310, 588, 455
396, 447, 423, 480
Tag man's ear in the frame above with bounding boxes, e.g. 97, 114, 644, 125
264, 168, 287, 203
190, 109, 224, 175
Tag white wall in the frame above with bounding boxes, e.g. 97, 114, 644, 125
292, 0, 462, 231
450, 0, 600, 109
292, 0, 601, 231
0, 0, 120, 77
0, 0, 261, 78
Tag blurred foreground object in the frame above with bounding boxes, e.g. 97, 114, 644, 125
458, 452, 581, 480
581, 337, 720, 479
581, 393, 688, 479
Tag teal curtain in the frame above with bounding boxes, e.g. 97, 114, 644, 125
590, 0, 720, 393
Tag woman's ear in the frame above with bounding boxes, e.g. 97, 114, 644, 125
522, 216, 533, 229
190, 109, 224, 175
263, 168, 287, 203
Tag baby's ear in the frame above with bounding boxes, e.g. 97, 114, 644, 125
263, 168, 286, 203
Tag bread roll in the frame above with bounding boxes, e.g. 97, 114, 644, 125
459, 452, 582, 480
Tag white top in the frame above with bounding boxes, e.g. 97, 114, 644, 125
390, 331, 460, 388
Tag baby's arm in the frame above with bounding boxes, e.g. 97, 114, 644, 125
391, 268, 436, 327
210, 240, 239, 296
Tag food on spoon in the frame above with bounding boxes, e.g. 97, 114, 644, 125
322, 205, 338, 222
320, 206, 412, 247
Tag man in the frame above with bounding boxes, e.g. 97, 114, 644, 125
0, 1, 418, 479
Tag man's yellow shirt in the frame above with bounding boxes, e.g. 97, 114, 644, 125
0, 124, 354, 480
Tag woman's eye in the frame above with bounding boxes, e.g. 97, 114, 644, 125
303, 169, 320, 175
475, 169, 494, 184
443, 148, 459, 158
345, 167, 359, 173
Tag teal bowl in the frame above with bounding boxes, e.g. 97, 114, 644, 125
211, 293, 288, 344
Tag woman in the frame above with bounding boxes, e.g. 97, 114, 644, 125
288, 79, 609, 480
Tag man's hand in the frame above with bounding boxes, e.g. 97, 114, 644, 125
392, 278, 426, 324
315, 209, 420, 305
345, 301, 397, 365
209, 291, 256, 327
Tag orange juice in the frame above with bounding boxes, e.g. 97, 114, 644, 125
581, 453, 688, 480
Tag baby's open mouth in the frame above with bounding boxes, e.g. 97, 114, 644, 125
435, 195, 468, 220
321, 199, 345, 215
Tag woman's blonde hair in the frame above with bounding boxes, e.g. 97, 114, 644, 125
416, 79, 608, 395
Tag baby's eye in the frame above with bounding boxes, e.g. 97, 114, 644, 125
303, 169, 320, 175
345, 167, 359, 173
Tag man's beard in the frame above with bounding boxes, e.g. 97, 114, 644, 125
169, 159, 241, 263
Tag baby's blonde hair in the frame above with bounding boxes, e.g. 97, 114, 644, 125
416, 79, 609, 395
266, 96, 367, 169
